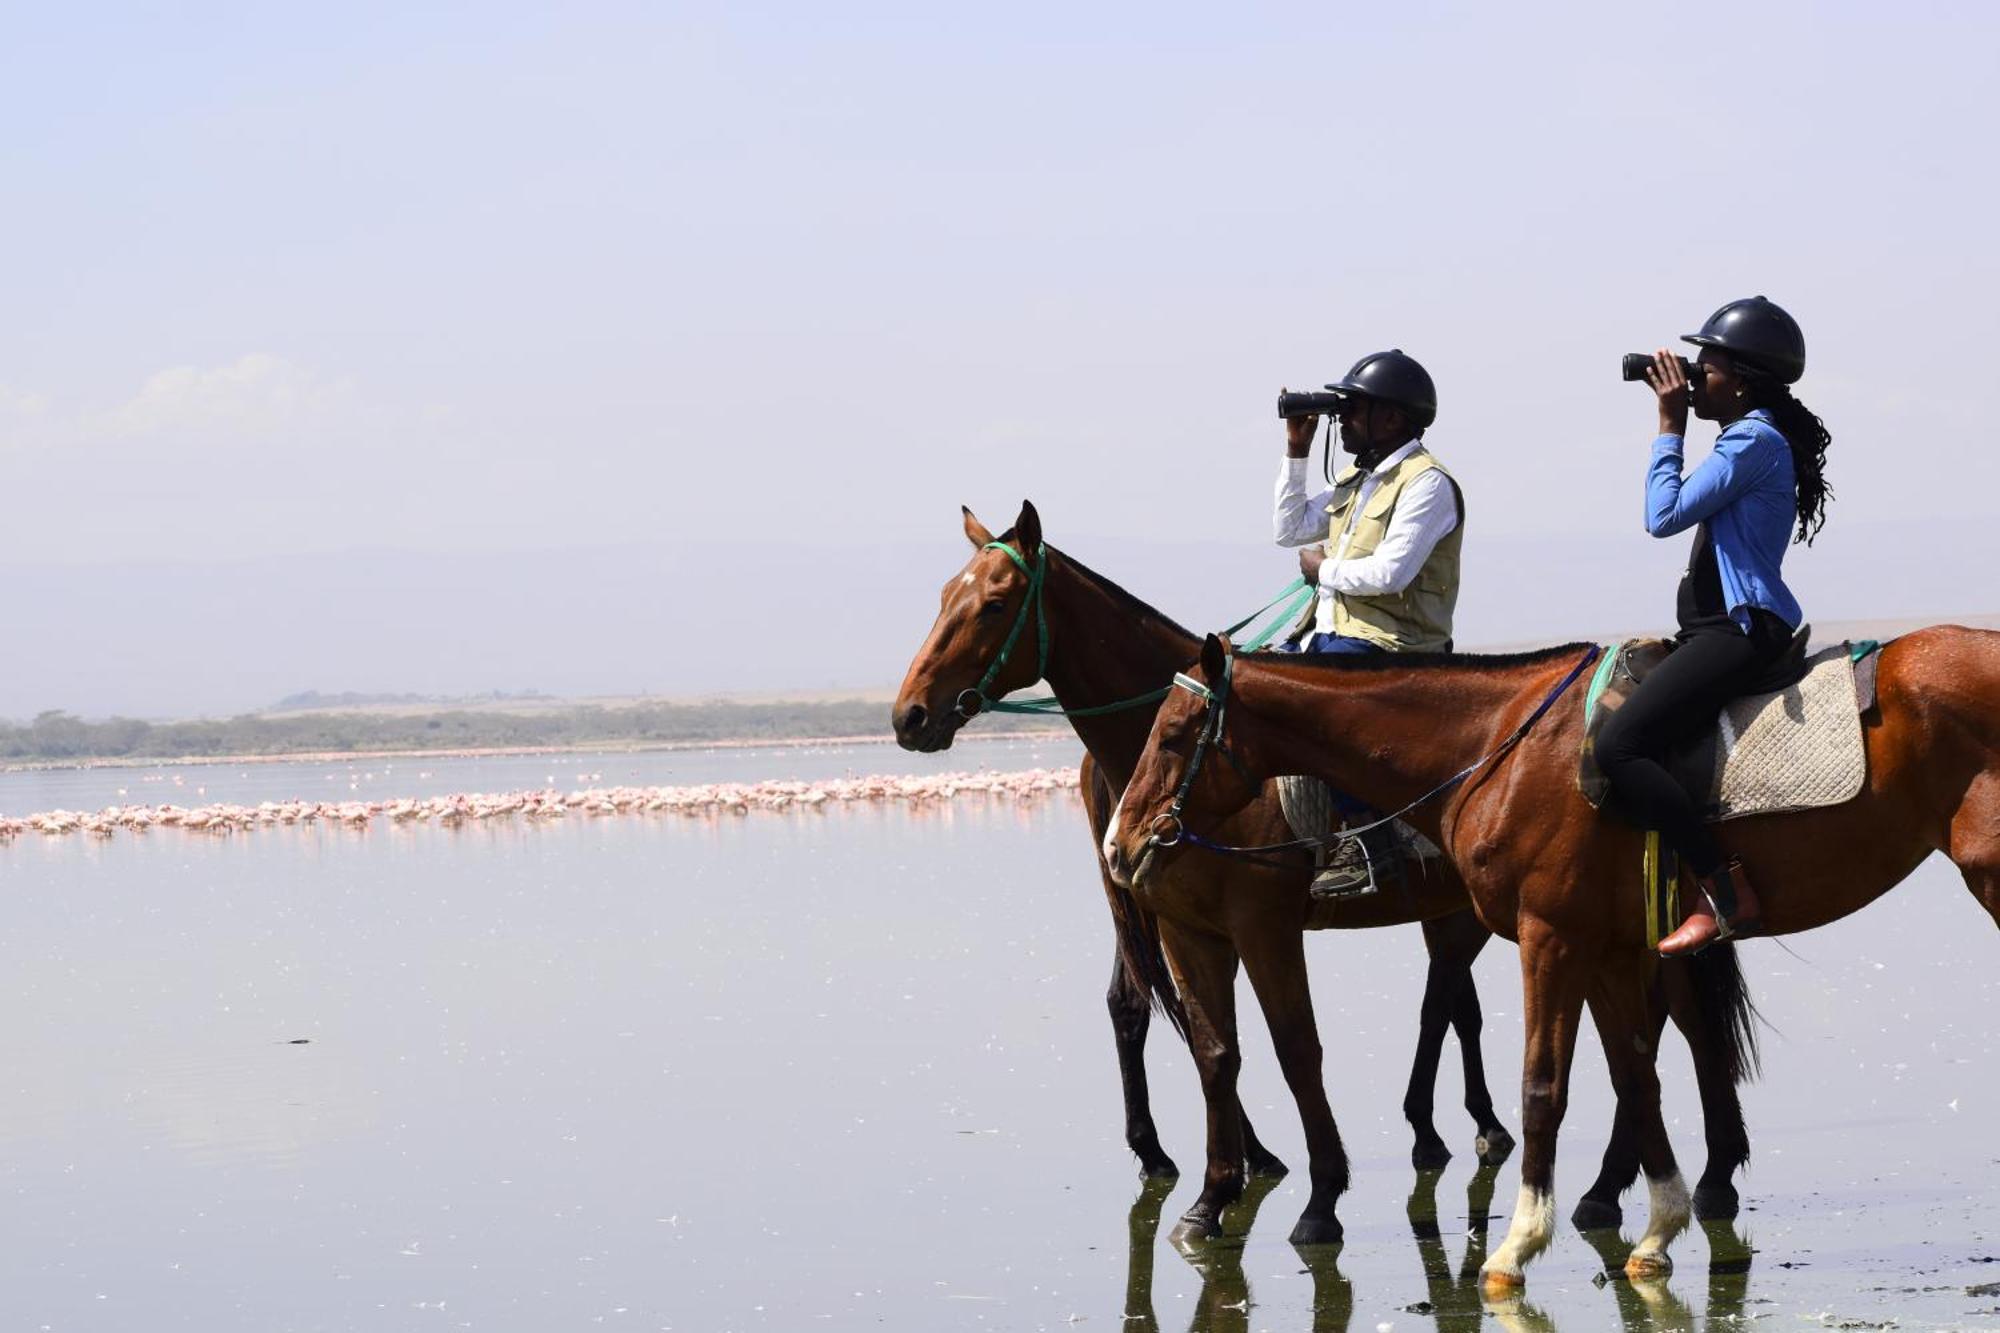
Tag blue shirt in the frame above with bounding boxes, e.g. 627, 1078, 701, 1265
1644, 408, 1802, 631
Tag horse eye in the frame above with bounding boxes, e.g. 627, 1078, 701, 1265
980, 598, 1007, 617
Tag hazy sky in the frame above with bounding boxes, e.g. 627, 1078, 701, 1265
3, 2, 1996, 716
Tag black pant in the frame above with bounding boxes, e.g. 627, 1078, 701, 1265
1596, 615, 1791, 877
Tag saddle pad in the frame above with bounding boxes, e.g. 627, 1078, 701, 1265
1579, 641, 1871, 823
1276, 775, 1441, 858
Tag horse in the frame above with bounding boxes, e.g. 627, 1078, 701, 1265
1103, 625, 1996, 1287
893, 501, 1751, 1245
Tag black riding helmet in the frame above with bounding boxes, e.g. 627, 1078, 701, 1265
1327, 349, 1437, 431
1682, 296, 1806, 384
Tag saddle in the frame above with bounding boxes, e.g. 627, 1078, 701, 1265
1578, 627, 1884, 824
1275, 776, 1444, 864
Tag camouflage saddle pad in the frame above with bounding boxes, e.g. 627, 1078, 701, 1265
1275, 775, 1442, 861
1578, 636, 1883, 824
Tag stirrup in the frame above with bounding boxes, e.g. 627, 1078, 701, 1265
1309, 827, 1384, 900
1310, 862, 1378, 900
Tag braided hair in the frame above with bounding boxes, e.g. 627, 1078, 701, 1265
1743, 376, 1833, 546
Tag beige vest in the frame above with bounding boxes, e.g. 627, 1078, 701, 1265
1322, 449, 1463, 652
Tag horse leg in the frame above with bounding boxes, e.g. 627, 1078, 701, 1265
1157, 920, 1249, 1244
1951, 776, 2000, 925
1239, 924, 1349, 1245
1570, 974, 1669, 1230
1480, 919, 1589, 1291
1241, 1110, 1288, 1178
1404, 916, 1462, 1169
1432, 909, 1515, 1163
1108, 951, 1179, 1178
1661, 955, 1753, 1220
1587, 964, 1692, 1279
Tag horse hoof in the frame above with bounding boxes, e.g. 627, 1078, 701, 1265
1624, 1250, 1673, 1281
1289, 1214, 1344, 1247
1479, 1266, 1525, 1295
1570, 1196, 1622, 1231
1170, 1213, 1222, 1246
1138, 1156, 1180, 1181
1691, 1183, 1739, 1220
1412, 1138, 1453, 1170
1246, 1150, 1290, 1179
1475, 1128, 1516, 1166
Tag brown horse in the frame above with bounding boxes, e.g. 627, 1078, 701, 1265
894, 502, 1750, 1244
1104, 626, 1997, 1287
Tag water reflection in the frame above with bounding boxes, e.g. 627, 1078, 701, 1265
1124, 1174, 1336, 1332
1127, 1168, 1757, 1332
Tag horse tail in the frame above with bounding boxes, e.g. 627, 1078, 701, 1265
1686, 940, 1763, 1086
1082, 755, 1187, 1040
1105, 872, 1188, 1042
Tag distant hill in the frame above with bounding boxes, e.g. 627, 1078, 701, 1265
268, 688, 554, 713
0, 695, 1051, 765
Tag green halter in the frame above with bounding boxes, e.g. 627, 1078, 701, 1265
954, 540, 1053, 718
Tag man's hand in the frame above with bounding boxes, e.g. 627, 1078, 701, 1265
1284, 390, 1318, 457
1299, 546, 1326, 585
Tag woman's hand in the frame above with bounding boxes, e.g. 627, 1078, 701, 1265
1299, 546, 1326, 585
1644, 348, 1691, 437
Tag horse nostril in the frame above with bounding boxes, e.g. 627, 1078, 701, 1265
894, 703, 931, 749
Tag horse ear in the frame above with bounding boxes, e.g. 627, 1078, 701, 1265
1201, 632, 1227, 680
1015, 500, 1042, 553
963, 507, 994, 549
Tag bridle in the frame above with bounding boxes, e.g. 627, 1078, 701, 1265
1146, 650, 1258, 852
952, 540, 1053, 721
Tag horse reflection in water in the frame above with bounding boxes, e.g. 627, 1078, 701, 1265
1121, 1168, 1753, 1331
1123, 1175, 1350, 1333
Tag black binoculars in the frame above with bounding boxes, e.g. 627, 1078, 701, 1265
1621, 353, 1699, 383
1276, 389, 1347, 419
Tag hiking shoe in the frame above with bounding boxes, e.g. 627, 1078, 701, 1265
1310, 824, 1403, 900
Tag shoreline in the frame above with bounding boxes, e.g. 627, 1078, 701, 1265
0, 727, 1073, 775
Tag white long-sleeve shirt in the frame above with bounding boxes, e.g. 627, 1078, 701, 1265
1273, 442, 1459, 635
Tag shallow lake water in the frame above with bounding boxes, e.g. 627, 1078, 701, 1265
3, 740, 1999, 1330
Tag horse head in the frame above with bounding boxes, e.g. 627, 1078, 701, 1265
1103, 632, 1273, 887
892, 500, 1047, 752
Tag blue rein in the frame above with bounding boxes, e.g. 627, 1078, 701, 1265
1152, 642, 1604, 867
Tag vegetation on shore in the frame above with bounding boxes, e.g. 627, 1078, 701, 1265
0, 699, 1050, 763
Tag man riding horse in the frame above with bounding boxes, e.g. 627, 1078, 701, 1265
1273, 349, 1463, 896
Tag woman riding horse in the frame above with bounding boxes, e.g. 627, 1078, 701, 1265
1598, 296, 1835, 955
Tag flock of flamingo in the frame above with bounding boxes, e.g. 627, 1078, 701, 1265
0, 767, 1082, 840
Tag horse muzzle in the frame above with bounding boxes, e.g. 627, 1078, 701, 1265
892, 700, 964, 753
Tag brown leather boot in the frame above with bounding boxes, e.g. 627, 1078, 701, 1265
1658, 859, 1762, 957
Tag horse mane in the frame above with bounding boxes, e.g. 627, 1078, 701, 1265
1276, 641, 1599, 673
993, 529, 1199, 643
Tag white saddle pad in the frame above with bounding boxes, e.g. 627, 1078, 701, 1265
1706, 650, 1867, 821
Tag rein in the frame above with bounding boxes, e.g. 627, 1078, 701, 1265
1150, 642, 1603, 867
953, 540, 1315, 721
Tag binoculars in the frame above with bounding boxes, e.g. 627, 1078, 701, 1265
1621, 353, 1699, 383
